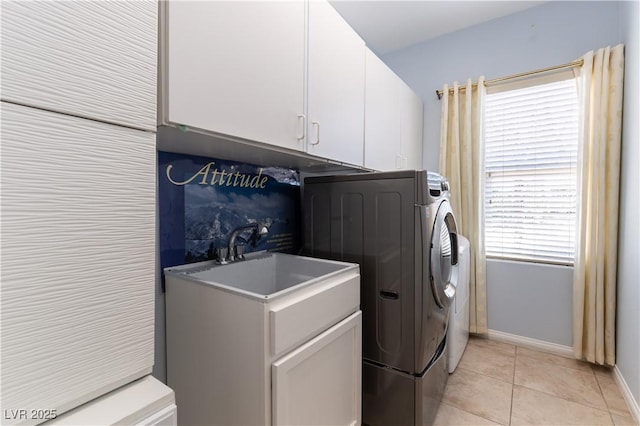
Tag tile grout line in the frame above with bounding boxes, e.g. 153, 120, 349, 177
455, 365, 514, 385
513, 345, 615, 421
453, 341, 518, 425
592, 365, 620, 425
438, 401, 500, 425
445, 365, 514, 425
484, 330, 631, 414
509, 346, 518, 425
463, 337, 626, 425
464, 339, 514, 425
516, 380, 613, 417
590, 366, 615, 425
514, 351, 612, 409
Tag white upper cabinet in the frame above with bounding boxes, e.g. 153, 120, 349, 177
1, 1, 157, 131
161, 0, 366, 166
306, 0, 366, 166
162, 1, 306, 152
399, 80, 424, 170
364, 49, 402, 171
364, 48, 423, 171
160, 0, 418, 170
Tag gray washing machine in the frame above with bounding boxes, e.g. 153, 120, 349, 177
303, 170, 459, 426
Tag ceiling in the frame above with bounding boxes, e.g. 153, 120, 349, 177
329, 1, 546, 55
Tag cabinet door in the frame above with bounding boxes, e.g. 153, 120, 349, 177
163, 1, 305, 151
400, 81, 424, 170
307, 0, 365, 166
272, 312, 362, 426
2, 1, 157, 131
364, 49, 402, 171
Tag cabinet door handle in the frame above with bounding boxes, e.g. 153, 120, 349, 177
396, 154, 402, 169
311, 121, 320, 145
395, 155, 408, 169
297, 114, 306, 141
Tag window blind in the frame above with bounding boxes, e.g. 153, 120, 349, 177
484, 78, 578, 265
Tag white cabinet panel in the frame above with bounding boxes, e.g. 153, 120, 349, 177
363, 48, 424, 171
163, 1, 306, 151
46, 376, 175, 426
137, 404, 177, 426
400, 82, 424, 170
1, 1, 157, 131
306, 0, 366, 166
272, 312, 362, 426
1, 103, 156, 423
364, 49, 402, 171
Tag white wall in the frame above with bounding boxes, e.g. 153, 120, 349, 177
617, 0, 640, 408
486, 260, 573, 345
382, 0, 638, 410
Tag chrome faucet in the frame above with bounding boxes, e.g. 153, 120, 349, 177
226, 222, 269, 262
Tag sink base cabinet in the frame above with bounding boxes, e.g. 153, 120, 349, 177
165, 268, 361, 426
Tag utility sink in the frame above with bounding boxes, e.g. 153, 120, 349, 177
164, 251, 358, 301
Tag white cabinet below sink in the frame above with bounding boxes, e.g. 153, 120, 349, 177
165, 255, 361, 426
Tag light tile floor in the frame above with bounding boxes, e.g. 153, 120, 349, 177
435, 336, 638, 426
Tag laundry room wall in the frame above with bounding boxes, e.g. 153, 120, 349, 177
616, 0, 640, 409
381, 0, 639, 412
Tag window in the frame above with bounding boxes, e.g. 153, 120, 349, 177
484, 77, 579, 265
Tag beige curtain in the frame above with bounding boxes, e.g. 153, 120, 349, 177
573, 44, 625, 365
439, 78, 488, 334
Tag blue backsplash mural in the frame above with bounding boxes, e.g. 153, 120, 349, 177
158, 151, 301, 272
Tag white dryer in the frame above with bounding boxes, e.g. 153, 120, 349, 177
448, 235, 471, 373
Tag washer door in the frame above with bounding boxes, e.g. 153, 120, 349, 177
430, 200, 459, 308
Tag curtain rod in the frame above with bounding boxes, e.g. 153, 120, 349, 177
435, 59, 584, 99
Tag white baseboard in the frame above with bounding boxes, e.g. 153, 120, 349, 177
486, 329, 574, 358
613, 365, 640, 424
486, 329, 640, 423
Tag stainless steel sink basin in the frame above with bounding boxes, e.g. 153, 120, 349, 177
164, 252, 358, 300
